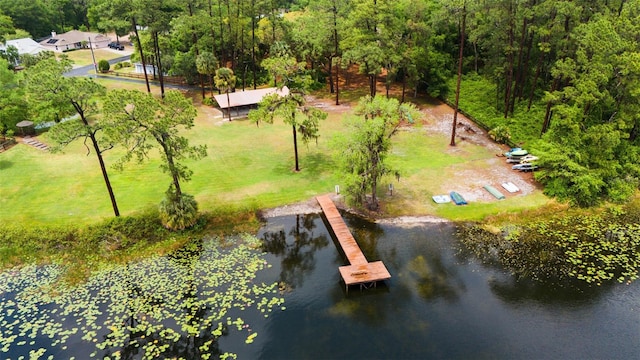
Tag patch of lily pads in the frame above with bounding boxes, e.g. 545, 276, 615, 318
0, 234, 285, 359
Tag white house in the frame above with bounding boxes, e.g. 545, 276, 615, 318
39, 30, 111, 52
1, 38, 48, 56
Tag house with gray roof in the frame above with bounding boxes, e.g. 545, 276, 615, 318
39, 30, 111, 52
1, 38, 48, 56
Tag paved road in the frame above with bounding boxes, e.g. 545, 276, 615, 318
64, 55, 131, 77
64, 54, 197, 92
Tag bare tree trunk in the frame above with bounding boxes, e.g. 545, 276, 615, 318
503, 0, 515, 119
401, 70, 406, 103
226, 91, 232, 121
292, 124, 299, 171
332, 1, 340, 104
328, 58, 334, 93
451, 3, 466, 147
208, 0, 217, 58
335, 58, 340, 105
517, 29, 535, 100
541, 77, 558, 135
79, 110, 119, 216
527, 50, 542, 110
132, 16, 150, 93
152, 32, 165, 98
510, 12, 529, 115
251, 0, 257, 89
187, 2, 206, 100
218, 0, 225, 65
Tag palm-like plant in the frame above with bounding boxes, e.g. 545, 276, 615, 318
214, 67, 237, 121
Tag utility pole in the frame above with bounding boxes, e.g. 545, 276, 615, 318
88, 37, 98, 76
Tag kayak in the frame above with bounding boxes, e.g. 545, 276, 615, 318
505, 149, 528, 157
449, 191, 467, 205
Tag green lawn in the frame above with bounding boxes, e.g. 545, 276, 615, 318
0, 56, 551, 226
61, 48, 126, 67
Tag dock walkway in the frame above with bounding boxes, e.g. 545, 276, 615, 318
316, 195, 391, 292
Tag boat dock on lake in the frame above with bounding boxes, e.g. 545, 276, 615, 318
316, 195, 391, 293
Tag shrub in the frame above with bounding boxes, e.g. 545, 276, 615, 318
158, 187, 199, 231
113, 62, 123, 70
98, 59, 110, 73
202, 97, 216, 106
488, 126, 511, 144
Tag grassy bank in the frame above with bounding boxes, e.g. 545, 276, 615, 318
1, 73, 552, 226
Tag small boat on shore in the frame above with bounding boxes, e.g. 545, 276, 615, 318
501, 182, 520, 193
432, 195, 451, 204
505, 148, 528, 157
483, 185, 506, 200
449, 191, 467, 205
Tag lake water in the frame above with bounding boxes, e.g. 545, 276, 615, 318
224, 213, 640, 359
2, 212, 639, 359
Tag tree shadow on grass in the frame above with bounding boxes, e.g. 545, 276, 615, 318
0, 159, 13, 170
299, 152, 335, 179
271, 152, 334, 179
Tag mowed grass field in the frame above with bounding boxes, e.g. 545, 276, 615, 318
0, 64, 551, 226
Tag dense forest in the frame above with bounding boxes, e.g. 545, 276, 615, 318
1, 0, 639, 207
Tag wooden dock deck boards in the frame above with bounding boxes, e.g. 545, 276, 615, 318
316, 195, 391, 291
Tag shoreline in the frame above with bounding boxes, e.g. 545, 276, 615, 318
260, 195, 451, 225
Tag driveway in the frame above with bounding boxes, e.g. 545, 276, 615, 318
64, 55, 131, 77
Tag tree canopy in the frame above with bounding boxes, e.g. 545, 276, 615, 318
24, 57, 121, 217
332, 95, 421, 209
2, 0, 639, 205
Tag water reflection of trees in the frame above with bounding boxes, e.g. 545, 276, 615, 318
102, 239, 223, 360
488, 275, 607, 306
328, 222, 464, 325
261, 214, 330, 289
454, 224, 611, 305
347, 214, 384, 260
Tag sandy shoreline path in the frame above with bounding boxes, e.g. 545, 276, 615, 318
260, 195, 451, 225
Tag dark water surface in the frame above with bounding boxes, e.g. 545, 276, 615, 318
223, 213, 640, 360
2, 213, 639, 359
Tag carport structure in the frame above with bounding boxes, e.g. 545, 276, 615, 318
213, 86, 289, 120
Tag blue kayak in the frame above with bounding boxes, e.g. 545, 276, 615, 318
449, 191, 468, 205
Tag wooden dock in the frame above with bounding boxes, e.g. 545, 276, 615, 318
316, 195, 391, 292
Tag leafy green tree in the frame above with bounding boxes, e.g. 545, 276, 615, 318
196, 50, 218, 98
103, 89, 207, 230
0, 0, 55, 38
170, 49, 199, 85
0, 10, 15, 43
332, 95, 421, 210
0, 44, 19, 68
248, 50, 326, 172
291, 0, 348, 103
340, 0, 385, 97
0, 58, 28, 133
87, 0, 153, 92
97, 59, 110, 73
535, 12, 640, 206
87, 0, 131, 41
25, 58, 120, 216
19, 50, 55, 68
214, 67, 236, 122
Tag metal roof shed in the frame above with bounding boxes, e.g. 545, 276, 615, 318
213, 86, 290, 119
